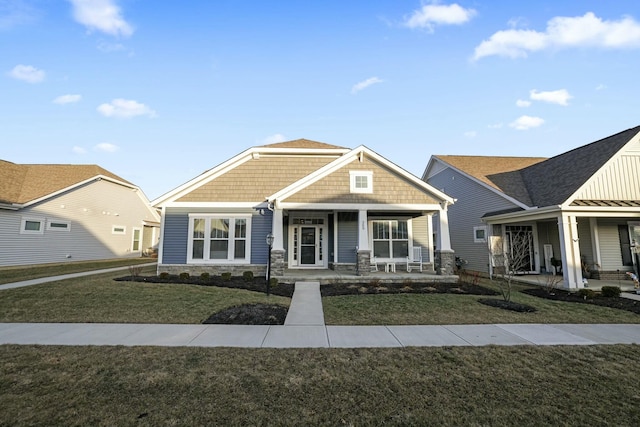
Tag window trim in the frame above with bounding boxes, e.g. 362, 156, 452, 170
473, 226, 487, 243
20, 217, 45, 235
112, 225, 126, 235
131, 227, 142, 252
47, 219, 71, 232
187, 214, 252, 264
349, 171, 373, 194
369, 218, 412, 261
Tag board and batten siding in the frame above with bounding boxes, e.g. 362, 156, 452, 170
250, 211, 271, 264
337, 212, 357, 263
411, 215, 431, 262
596, 218, 631, 271
427, 167, 521, 273
0, 180, 158, 267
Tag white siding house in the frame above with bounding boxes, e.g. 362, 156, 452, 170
0, 160, 160, 267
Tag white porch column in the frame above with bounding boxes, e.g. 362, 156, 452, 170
271, 207, 284, 251
358, 209, 369, 250
558, 214, 583, 289
589, 217, 602, 270
436, 203, 452, 251
426, 213, 435, 265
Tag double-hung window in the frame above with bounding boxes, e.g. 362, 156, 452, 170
188, 215, 250, 263
372, 219, 409, 259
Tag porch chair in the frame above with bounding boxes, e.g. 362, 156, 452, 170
406, 247, 423, 272
370, 256, 379, 272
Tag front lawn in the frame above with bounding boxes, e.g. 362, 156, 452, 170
2, 345, 639, 426
0, 269, 289, 324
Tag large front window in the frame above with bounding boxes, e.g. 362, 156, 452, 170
188, 215, 250, 263
372, 220, 409, 259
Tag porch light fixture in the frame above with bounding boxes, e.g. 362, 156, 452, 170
266, 233, 274, 296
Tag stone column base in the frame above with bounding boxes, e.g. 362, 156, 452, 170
435, 249, 455, 275
357, 250, 371, 276
270, 249, 286, 277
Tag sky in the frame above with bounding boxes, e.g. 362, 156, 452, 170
2, 0, 640, 201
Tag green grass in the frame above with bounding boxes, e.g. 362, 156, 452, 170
0, 268, 289, 324
323, 283, 640, 325
1, 344, 639, 426
0, 258, 153, 285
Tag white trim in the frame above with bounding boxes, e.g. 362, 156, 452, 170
473, 226, 487, 243
161, 202, 265, 209
369, 218, 413, 262
186, 213, 252, 264
47, 219, 71, 232
20, 216, 45, 235
277, 202, 444, 211
131, 227, 143, 253
287, 213, 328, 268
349, 170, 373, 194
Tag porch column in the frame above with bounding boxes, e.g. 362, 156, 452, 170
589, 217, 602, 275
558, 214, 583, 289
356, 209, 371, 275
435, 202, 455, 275
270, 207, 285, 277
426, 213, 435, 270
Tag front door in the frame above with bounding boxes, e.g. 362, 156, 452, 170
289, 217, 326, 268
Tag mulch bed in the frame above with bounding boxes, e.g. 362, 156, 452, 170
477, 298, 537, 313
522, 288, 640, 315
320, 281, 498, 297
202, 303, 288, 325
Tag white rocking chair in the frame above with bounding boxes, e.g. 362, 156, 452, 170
406, 247, 423, 272
370, 256, 379, 272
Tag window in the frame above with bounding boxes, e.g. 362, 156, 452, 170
372, 220, 409, 259
112, 226, 126, 235
349, 171, 373, 194
20, 217, 44, 234
188, 215, 251, 263
132, 228, 142, 252
473, 226, 487, 243
47, 220, 70, 231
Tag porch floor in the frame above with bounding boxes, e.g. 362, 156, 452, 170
511, 274, 638, 292
276, 268, 458, 285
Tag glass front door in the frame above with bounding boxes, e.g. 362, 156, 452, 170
290, 217, 326, 268
300, 227, 317, 265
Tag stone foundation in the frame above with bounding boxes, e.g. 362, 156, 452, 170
435, 249, 455, 275
157, 264, 267, 277
269, 249, 286, 277
330, 263, 357, 273
590, 270, 635, 281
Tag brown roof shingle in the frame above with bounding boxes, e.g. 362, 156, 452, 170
0, 160, 132, 205
260, 139, 347, 150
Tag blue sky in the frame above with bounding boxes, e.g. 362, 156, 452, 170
2, 0, 640, 201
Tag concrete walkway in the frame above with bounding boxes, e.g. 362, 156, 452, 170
1, 274, 640, 348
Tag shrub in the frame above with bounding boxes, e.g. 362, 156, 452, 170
242, 271, 254, 282
158, 272, 170, 280
221, 272, 232, 281
577, 288, 596, 300
369, 278, 381, 287
179, 272, 190, 281
128, 265, 143, 278
601, 286, 621, 298
200, 272, 210, 281
269, 277, 279, 287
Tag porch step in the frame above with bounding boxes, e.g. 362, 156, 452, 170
284, 281, 325, 326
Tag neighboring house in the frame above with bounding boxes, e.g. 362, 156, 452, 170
152, 140, 455, 277
423, 126, 640, 290
0, 160, 161, 267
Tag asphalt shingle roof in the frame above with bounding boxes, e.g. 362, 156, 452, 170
260, 139, 347, 149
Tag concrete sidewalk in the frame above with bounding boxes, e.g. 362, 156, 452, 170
1, 322, 639, 348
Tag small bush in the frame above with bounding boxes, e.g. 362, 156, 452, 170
128, 265, 143, 278
158, 272, 170, 280
221, 272, 232, 281
269, 277, 279, 287
242, 271, 254, 282
601, 286, 621, 298
179, 272, 190, 281
369, 278, 381, 287
577, 288, 596, 300
200, 272, 210, 281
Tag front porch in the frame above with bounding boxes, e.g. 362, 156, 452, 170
511, 273, 638, 292
277, 268, 459, 285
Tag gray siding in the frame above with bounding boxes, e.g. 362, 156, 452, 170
0, 180, 159, 267
251, 211, 272, 264
161, 212, 189, 264
577, 218, 594, 265
427, 168, 520, 273
337, 212, 357, 263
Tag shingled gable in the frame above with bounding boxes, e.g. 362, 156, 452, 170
269, 146, 454, 206
0, 160, 134, 207
152, 139, 350, 206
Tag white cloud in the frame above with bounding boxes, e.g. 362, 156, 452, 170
53, 94, 82, 105
94, 142, 119, 152
351, 77, 383, 94
260, 134, 287, 145
97, 98, 156, 118
463, 131, 477, 138
72, 146, 87, 154
596, 83, 607, 91
7, 64, 45, 83
404, 2, 476, 31
530, 89, 572, 106
488, 123, 503, 129
68, 0, 133, 37
509, 115, 545, 130
473, 12, 640, 60
516, 99, 531, 107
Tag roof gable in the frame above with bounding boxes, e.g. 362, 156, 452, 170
261, 139, 346, 150
0, 160, 134, 206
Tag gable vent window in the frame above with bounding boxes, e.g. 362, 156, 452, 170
20, 217, 45, 234
48, 220, 71, 231
350, 171, 373, 194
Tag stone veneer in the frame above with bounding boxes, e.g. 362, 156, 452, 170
157, 264, 266, 276
356, 249, 372, 276
435, 249, 455, 275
